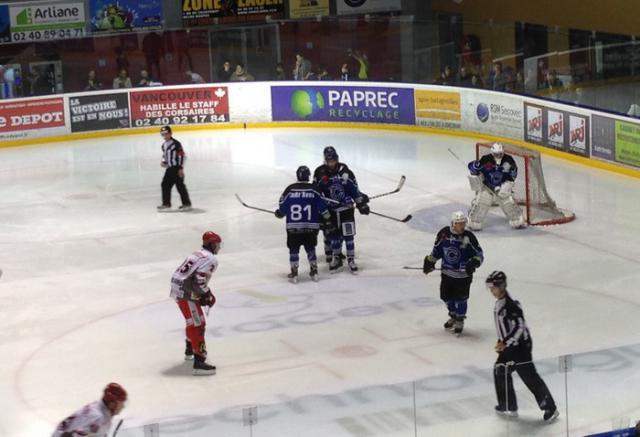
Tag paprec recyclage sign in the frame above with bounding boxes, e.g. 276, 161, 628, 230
271, 85, 415, 125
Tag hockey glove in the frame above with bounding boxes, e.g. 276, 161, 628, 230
465, 257, 481, 275
274, 209, 284, 219
356, 203, 370, 215
423, 256, 436, 275
357, 193, 370, 204
200, 291, 216, 307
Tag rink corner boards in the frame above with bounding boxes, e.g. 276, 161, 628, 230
1, 119, 640, 180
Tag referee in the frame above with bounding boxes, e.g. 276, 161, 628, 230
487, 271, 559, 422
158, 125, 192, 211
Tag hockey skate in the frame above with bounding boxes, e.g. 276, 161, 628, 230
443, 315, 455, 330
288, 267, 298, 284
495, 405, 518, 418
543, 408, 559, 423
453, 318, 464, 336
184, 340, 194, 361
193, 355, 216, 376
310, 265, 319, 282
157, 204, 171, 211
178, 204, 192, 212
347, 258, 358, 275
329, 257, 343, 273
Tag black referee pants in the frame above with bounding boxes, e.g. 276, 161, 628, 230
494, 343, 556, 412
161, 166, 191, 207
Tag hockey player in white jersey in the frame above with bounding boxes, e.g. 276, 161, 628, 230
52, 382, 127, 437
467, 143, 525, 230
171, 231, 221, 375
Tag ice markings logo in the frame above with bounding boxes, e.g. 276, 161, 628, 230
344, 0, 367, 6
290, 89, 325, 118
476, 103, 490, 123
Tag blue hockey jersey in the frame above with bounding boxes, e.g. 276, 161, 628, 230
428, 226, 484, 279
315, 165, 361, 212
468, 153, 518, 191
277, 182, 329, 231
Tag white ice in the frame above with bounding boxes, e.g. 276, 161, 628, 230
1, 128, 640, 437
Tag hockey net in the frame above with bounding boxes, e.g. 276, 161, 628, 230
476, 142, 575, 226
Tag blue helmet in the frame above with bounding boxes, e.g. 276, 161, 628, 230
296, 165, 311, 182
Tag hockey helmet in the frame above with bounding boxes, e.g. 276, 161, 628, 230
450, 211, 468, 225
323, 146, 339, 162
490, 142, 504, 157
160, 125, 172, 134
103, 383, 127, 404
486, 270, 507, 289
296, 165, 311, 182
202, 231, 222, 250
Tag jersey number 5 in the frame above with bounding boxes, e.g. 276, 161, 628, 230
290, 204, 312, 221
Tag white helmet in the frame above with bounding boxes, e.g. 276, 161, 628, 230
451, 211, 468, 225
490, 142, 504, 157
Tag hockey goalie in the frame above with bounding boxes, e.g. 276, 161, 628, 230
467, 143, 526, 230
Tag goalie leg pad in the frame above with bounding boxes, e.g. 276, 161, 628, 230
468, 174, 483, 192
468, 189, 493, 229
497, 196, 526, 228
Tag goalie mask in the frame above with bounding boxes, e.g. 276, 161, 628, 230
490, 143, 504, 160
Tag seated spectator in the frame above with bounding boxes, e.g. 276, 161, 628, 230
218, 60, 233, 82
138, 69, 152, 87
186, 70, 205, 84
84, 70, 102, 91
317, 66, 332, 81
272, 62, 286, 80
457, 66, 473, 87
471, 74, 484, 89
436, 65, 454, 85
512, 71, 525, 93
541, 70, 563, 92
230, 64, 254, 82
112, 69, 132, 89
340, 63, 350, 81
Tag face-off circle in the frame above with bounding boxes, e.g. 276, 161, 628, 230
344, 0, 367, 7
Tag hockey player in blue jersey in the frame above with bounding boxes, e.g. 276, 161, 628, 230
423, 211, 484, 335
275, 166, 333, 283
315, 147, 369, 274
467, 143, 525, 230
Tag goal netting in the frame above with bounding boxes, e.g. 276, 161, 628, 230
476, 142, 575, 226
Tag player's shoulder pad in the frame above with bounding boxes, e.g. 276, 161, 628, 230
435, 226, 450, 240
463, 229, 481, 244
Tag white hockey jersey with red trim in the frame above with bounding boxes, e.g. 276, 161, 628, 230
52, 400, 113, 437
170, 248, 218, 300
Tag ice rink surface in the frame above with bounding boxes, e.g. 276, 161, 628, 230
1, 127, 640, 437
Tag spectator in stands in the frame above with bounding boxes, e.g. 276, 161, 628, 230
317, 66, 332, 81
488, 62, 507, 92
293, 53, 311, 81
340, 63, 351, 81
142, 31, 163, 80
627, 104, 640, 118
471, 73, 484, 89
112, 69, 132, 89
435, 65, 454, 85
349, 50, 369, 80
512, 71, 525, 94
114, 47, 129, 74
186, 70, 205, 84
218, 60, 233, 82
541, 70, 563, 93
84, 70, 102, 91
230, 64, 254, 82
31, 66, 54, 95
272, 62, 286, 80
457, 66, 473, 87
138, 69, 152, 87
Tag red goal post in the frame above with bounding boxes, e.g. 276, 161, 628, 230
475, 142, 576, 226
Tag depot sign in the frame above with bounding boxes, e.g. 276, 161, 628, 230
0, 98, 65, 134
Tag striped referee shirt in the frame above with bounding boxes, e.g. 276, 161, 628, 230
494, 292, 531, 348
162, 138, 185, 168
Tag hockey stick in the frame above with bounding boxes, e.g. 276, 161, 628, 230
447, 148, 466, 167
368, 175, 406, 200
234, 194, 274, 215
112, 419, 123, 437
322, 196, 412, 223
402, 266, 441, 270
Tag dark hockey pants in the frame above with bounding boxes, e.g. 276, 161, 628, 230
162, 166, 191, 207
494, 343, 557, 412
